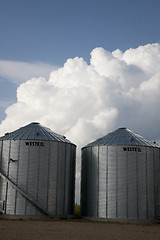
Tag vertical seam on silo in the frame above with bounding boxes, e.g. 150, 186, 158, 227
136, 149, 139, 220
90, 147, 92, 217
106, 145, 108, 218
126, 148, 128, 219
145, 147, 148, 219
5, 140, 11, 214
0, 141, 3, 211
158, 148, 160, 220
55, 142, 59, 216
97, 146, 99, 218
74, 146, 76, 213
69, 144, 71, 214
0, 140, 3, 169
7, 140, 11, 178
0, 141, 3, 210
46, 141, 51, 212
70, 145, 73, 215
14, 140, 21, 214
36, 142, 41, 214
73, 145, 76, 215
85, 148, 87, 216
25, 141, 30, 214
63, 143, 67, 216
5, 182, 8, 214
116, 145, 118, 218
153, 149, 156, 219
84, 148, 87, 216
80, 148, 82, 215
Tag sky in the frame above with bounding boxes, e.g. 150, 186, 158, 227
0, 0, 160, 203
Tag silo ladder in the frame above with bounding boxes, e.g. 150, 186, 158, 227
0, 169, 52, 217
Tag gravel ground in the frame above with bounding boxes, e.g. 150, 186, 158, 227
0, 219, 160, 240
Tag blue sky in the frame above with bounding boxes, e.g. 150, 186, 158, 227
0, 0, 160, 123
1, 0, 160, 64
1, 0, 160, 204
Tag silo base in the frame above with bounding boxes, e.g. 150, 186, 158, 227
0, 213, 75, 220
82, 217, 160, 224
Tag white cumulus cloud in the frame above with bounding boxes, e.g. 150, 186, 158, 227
0, 60, 58, 84
1, 42, 160, 203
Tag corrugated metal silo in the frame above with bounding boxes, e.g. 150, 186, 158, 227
0, 122, 76, 217
81, 127, 160, 221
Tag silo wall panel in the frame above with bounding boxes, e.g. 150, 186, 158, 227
64, 144, 76, 215
147, 147, 155, 219
127, 150, 137, 219
64, 144, 71, 215
18, 141, 29, 192
70, 144, 76, 214
90, 146, 98, 217
117, 146, 127, 219
0, 178, 6, 212
0, 177, 6, 203
26, 199, 37, 215
1, 140, 10, 175
15, 192, 26, 215
157, 149, 160, 219
0, 140, 2, 168
137, 147, 147, 220
27, 144, 39, 201
6, 184, 16, 214
98, 146, 107, 218
57, 142, 65, 215
37, 141, 49, 210
107, 146, 117, 218
47, 142, 58, 215
86, 147, 92, 216
154, 148, 160, 218
0, 141, 6, 212
81, 148, 87, 216
9, 140, 19, 183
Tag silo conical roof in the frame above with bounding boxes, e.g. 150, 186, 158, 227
84, 127, 159, 148
0, 122, 73, 144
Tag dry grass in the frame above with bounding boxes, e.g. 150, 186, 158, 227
74, 205, 81, 218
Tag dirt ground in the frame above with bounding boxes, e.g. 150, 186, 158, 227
0, 219, 160, 240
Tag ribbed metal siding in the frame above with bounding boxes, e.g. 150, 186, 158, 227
68, 144, 76, 215
127, 148, 137, 219
57, 142, 65, 215
91, 146, 98, 217
98, 146, 107, 218
81, 145, 160, 221
47, 141, 58, 215
0, 139, 76, 216
6, 183, 16, 214
81, 148, 87, 216
0, 140, 2, 168
154, 148, 160, 218
1, 140, 10, 175
108, 146, 116, 218
147, 147, 155, 219
117, 146, 127, 219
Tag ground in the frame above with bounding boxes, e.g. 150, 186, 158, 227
0, 219, 160, 240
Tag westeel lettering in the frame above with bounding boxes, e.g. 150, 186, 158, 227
25, 142, 44, 147
123, 147, 141, 152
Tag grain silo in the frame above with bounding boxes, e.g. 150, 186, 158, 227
81, 127, 160, 221
0, 122, 76, 217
